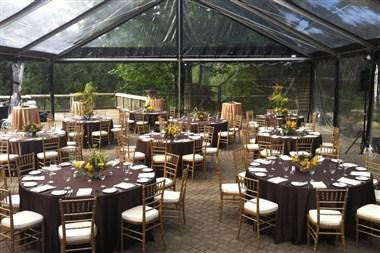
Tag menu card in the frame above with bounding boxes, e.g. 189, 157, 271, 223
350, 171, 371, 177
22, 175, 45, 181
76, 188, 92, 196
248, 167, 268, 173
310, 181, 327, 188
268, 177, 288, 184
30, 184, 56, 193
114, 182, 136, 190
337, 177, 361, 186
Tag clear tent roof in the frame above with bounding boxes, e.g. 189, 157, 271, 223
0, 0, 379, 60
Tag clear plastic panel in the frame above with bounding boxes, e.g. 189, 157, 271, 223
183, 0, 301, 57
0, 0, 102, 48
0, 0, 33, 22
294, 0, 380, 40
245, 0, 353, 48
69, 0, 177, 58
31, 0, 157, 55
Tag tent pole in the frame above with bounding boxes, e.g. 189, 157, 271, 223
48, 59, 55, 120
177, 0, 183, 114
308, 61, 315, 122
333, 57, 340, 127
364, 59, 377, 149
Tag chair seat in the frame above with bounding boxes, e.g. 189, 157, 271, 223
218, 131, 234, 137
0, 154, 18, 162
202, 141, 211, 147
373, 178, 378, 187
221, 183, 246, 194
152, 154, 166, 163
260, 149, 281, 157
244, 198, 278, 215
91, 130, 108, 136
204, 147, 218, 154
357, 204, 380, 223
229, 127, 240, 132
111, 128, 122, 133
308, 209, 342, 228
66, 141, 76, 146
127, 119, 135, 124
113, 124, 122, 128
58, 221, 96, 244
238, 171, 246, 177
161, 190, 180, 203
61, 146, 76, 152
68, 132, 80, 138
136, 121, 148, 125
249, 138, 256, 144
121, 205, 159, 223
156, 177, 174, 188
245, 143, 259, 150
182, 154, 204, 162
1, 210, 43, 230
37, 150, 58, 159
125, 152, 146, 160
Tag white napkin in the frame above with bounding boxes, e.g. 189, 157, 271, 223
310, 181, 327, 188
30, 184, 56, 193
22, 175, 45, 181
350, 171, 371, 177
341, 163, 357, 168
106, 160, 119, 167
138, 172, 155, 178
337, 177, 361, 186
248, 167, 267, 172
254, 159, 271, 165
131, 165, 147, 170
268, 177, 288, 184
114, 182, 136, 190
279, 155, 292, 161
76, 188, 92, 196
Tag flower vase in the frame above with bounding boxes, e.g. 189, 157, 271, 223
31, 131, 37, 137
87, 170, 104, 180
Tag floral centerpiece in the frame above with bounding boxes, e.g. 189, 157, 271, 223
268, 84, 288, 117
75, 82, 96, 119
23, 123, 42, 137
73, 147, 106, 179
164, 123, 180, 139
192, 107, 208, 121
291, 154, 320, 173
145, 104, 155, 112
282, 120, 297, 136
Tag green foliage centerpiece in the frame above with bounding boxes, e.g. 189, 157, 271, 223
164, 123, 180, 139
192, 107, 208, 121
282, 120, 297, 136
73, 147, 106, 179
75, 82, 96, 119
291, 154, 320, 173
268, 84, 288, 117
23, 123, 42, 137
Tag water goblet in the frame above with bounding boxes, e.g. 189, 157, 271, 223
328, 163, 336, 181
63, 170, 72, 190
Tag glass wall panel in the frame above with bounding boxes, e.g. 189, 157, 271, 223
0, 0, 33, 22
0, 0, 102, 48
31, 0, 158, 54
294, 0, 380, 40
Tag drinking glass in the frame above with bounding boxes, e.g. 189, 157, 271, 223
63, 170, 72, 190
329, 163, 336, 181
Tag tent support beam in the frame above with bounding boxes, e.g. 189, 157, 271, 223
308, 61, 315, 122
177, 0, 183, 114
55, 57, 309, 62
56, 0, 161, 59
18, 0, 111, 56
273, 0, 377, 50
364, 60, 377, 148
333, 57, 340, 127
233, 0, 337, 56
196, 0, 311, 58
48, 59, 55, 119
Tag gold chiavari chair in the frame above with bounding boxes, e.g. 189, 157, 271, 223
257, 135, 284, 158
230, 115, 242, 143
307, 188, 348, 252
135, 113, 150, 134
295, 136, 314, 155
61, 128, 84, 161
237, 176, 278, 249
242, 128, 259, 160
246, 110, 254, 126
169, 106, 176, 119
356, 203, 380, 244
0, 139, 19, 186
202, 125, 214, 147
111, 109, 126, 141
58, 197, 97, 253
117, 134, 146, 164
91, 120, 111, 148
65, 121, 83, 144
120, 181, 166, 253
0, 188, 45, 253
365, 152, 380, 202
182, 138, 205, 180
217, 126, 234, 150
151, 141, 169, 173
256, 116, 266, 128
203, 132, 220, 165
233, 147, 248, 178
157, 153, 179, 191
37, 137, 60, 168
160, 166, 189, 233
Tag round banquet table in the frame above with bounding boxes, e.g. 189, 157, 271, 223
175, 116, 228, 147
256, 129, 322, 155
246, 158, 376, 244
145, 98, 165, 111
0, 105, 9, 119
62, 116, 113, 147
11, 106, 40, 131
130, 109, 168, 128
257, 114, 305, 127
136, 133, 199, 168
220, 102, 242, 121
19, 164, 152, 253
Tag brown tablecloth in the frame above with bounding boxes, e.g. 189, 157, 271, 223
221, 102, 242, 121
11, 106, 40, 131
176, 116, 228, 147
246, 158, 376, 244
19, 164, 152, 253
0, 105, 9, 119
70, 101, 86, 116
146, 98, 165, 111
130, 110, 168, 128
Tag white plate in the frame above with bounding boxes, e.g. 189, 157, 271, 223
137, 178, 150, 183
142, 168, 154, 172
23, 182, 38, 187
267, 156, 277, 160
250, 162, 260, 166
102, 187, 117, 194
59, 162, 71, 167
332, 182, 347, 188
355, 176, 370, 181
355, 166, 368, 171
342, 163, 357, 168
51, 190, 68, 196
254, 172, 267, 177
290, 181, 308, 187
28, 170, 42, 175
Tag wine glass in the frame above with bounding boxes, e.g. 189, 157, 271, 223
63, 170, 72, 190
329, 163, 336, 181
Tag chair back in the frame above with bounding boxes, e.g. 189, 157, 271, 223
256, 116, 266, 128
193, 138, 203, 155
15, 153, 35, 181
257, 135, 271, 151
332, 127, 340, 146
169, 106, 176, 118
118, 110, 126, 126
203, 125, 214, 144
196, 122, 207, 134
238, 176, 260, 214
43, 137, 60, 152
315, 189, 348, 225
135, 113, 146, 122
365, 152, 380, 182
151, 141, 168, 156
234, 115, 243, 130
296, 137, 314, 153
179, 166, 190, 201
0, 188, 14, 230
0, 139, 10, 155
158, 117, 166, 132
270, 143, 284, 155
233, 148, 247, 174
163, 153, 179, 182
99, 120, 111, 132
142, 181, 165, 222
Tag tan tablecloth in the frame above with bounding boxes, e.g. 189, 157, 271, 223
146, 98, 165, 111
71, 101, 86, 116
11, 106, 40, 131
220, 102, 242, 121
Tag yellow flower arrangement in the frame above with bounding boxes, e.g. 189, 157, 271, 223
292, 155, 320, 173
165, 123, 180, 139
23, 122, 42, 133
192, 107, 208, 120
145, 104, 155, 112
74, 147, 106, 179
282, 120, 297, 136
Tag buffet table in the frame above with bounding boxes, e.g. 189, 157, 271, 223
220, 102, 242, 121
246, 157, 376, 244
11, 105, 40, 131
19, 163, 153, 253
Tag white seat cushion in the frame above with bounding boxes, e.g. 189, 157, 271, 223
111, 128, 121, 133
161, 190, 180, 204
249, 138, 256, 144
58, 221, 96, 244
0, 154, 18, 162
113, 124, 122, 128
91, 130, 108, 136
373, 178, 378, 187
245, 143, 259, 150
229, 127, 239, 132
182, 154, 204, 162
357, 204, 380, 222
66, 141, 76, 146
136, 121, 148, 125
238, 171, 246, 177
218, 131, 234, 137
125, 152, 146, 160
259, 149, 280, 157
127, 119, 135, 124
121, 205, 159, 223
156, 177, 174, 188
1, 210, 43, 230
375, 189, 380, 203
308, 209, 342, 227
37, 150, 58, 159
61, 146, 76, 152
202, 141, 211, 147
322, 142, 334, 147
152, 154, 166, 163
221, 183, 246, 194
68, 132, 79, 138
244, 198, 278, 215
204, 147, 218, 154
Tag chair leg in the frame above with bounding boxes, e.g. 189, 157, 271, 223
219, 196, 223, 222
159, 218, 166, 251
313, 228, 319, 252
341, 229, 346, 252
41, 224, 45, 253
256, 219, 260, 249
237, 214, 243, 240
356, 217, 359, 247
120, 222, 124, 252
